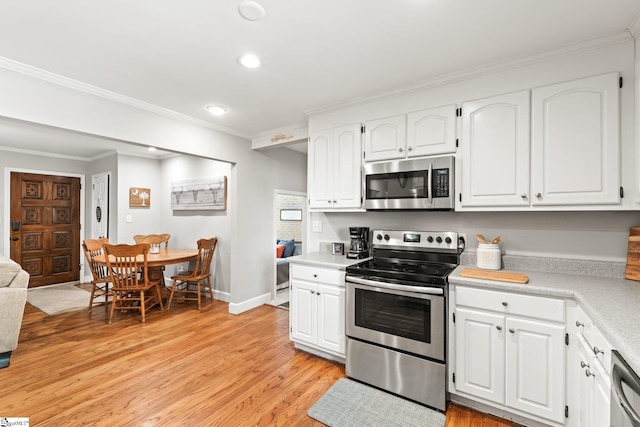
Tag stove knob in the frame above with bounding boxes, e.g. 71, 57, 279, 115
436, 236, 443, 243
445, 237, 452, 244
376, 234, 383, 241
427, 236, 434, 243
384, 234, 390, 241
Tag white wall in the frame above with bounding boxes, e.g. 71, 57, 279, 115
116, 154, 163, 243
160, 155, 232, 298
307, 37, 640, 263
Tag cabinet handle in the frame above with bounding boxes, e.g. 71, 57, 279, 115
576, 320, 584, 327
496, 326, 502, 331
398, 147, 404, 153
313, 274, 318, 278
536, 192, 542, 198
580, 361, 590, 369
317, 292, 321, 296
407, 146, 413, 151
508, 328, 515, 334
502, 302, 508, 307
520, 193, 527, 199
593, 346, 604, 356
585, 369, 595, 378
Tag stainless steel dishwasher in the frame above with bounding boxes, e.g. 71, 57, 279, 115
611, 350, 640, 427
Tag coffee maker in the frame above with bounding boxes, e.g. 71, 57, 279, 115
346, 227, 370, 259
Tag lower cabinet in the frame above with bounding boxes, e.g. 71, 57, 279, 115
452, 285, 567, 425
567, 303, 611, 427
290, 264, 346, 359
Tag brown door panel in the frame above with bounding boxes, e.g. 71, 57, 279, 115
11, 172, 81, 288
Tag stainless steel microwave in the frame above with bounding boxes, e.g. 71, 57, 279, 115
363, 155, 455, 210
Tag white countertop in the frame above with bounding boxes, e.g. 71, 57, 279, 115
449, 263, 640, 375
286, 252, 370, 270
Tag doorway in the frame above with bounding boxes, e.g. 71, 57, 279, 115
272, 190, 306, 308
9, 171, 82, 288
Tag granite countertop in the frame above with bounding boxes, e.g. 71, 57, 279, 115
286, 252, 371, 270
449, 259, 640, 375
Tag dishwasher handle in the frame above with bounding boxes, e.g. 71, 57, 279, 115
612, 364, 640, 427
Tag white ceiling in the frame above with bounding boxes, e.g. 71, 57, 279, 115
0, 0, 639, 158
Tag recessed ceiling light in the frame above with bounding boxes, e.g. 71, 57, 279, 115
238, 54, 261, 69
238, 1, 266, 21
206, 105, 228, 116
147, 147, 157, 152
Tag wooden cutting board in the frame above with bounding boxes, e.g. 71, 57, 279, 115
460, 268, 529, 284
625, 227, 640, 281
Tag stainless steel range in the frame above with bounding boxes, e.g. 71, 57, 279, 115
345, 229, 462, 411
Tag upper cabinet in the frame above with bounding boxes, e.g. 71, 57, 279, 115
458, 72, 621, 210
460, 90, 531, 207
531, 72, 620, 206
308, 123, 362, 210
364, 105, 457, 162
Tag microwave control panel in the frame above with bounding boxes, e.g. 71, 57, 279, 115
433, 168, 449, 197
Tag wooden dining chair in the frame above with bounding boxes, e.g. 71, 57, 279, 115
103, 243, 164, 324
133, 234, 170, 248
82, 237, 112, 312
133, 233, 171, 286
168, 237, 217, 310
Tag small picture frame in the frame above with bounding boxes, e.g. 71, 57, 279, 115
332, 242, 344, 256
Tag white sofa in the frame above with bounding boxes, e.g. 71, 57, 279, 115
0, 254, 29, 368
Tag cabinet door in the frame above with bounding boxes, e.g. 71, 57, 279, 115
333, 124, 363, 208
364, 115, 406, 162
455, 307, 505, 404
460, 91, 530, 207
290, 281, 317, 344
531, 72, 620, 206
308, 130, 334, 208
505, 317, 566, 424
406, 105, 457, 157
316, 284, 345, 355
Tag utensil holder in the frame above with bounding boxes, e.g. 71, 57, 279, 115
477, 243, 501, 270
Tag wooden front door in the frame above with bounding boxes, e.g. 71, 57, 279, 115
10, 172, 81, 288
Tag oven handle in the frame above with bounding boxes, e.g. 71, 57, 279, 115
346, 276, 444, 296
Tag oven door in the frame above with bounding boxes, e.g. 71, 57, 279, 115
346, 276, 445, 362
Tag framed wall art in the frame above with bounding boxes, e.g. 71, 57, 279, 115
129, 187, 151, 207
171, 176, 227, 211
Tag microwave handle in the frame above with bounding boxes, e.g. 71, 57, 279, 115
427, 163, 433, 204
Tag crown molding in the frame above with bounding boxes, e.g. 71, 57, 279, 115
0, 144, 97, 162
0, 57, 251, 140
305, 31, 633, 117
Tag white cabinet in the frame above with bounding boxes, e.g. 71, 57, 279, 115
453, 286, 566, 425
364, 105, 457, 162
406, 105, 457, 157
364, 115, 406, 161
566, 303, 611, 427
308, 123, 362, 209
531, 72, 620, 206
290, 264, 346, 358
458, 72, 620, 210
459, 90, 530, 207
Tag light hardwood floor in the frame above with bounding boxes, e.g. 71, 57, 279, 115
1, 292, 518, 426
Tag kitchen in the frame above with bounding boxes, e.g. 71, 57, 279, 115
288, 31, 640, 426
1, 1, 640, 426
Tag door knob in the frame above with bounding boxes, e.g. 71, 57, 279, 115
536, 193, 542, 198
398, 147, 404, 152
508, 328, 515, 333
520, 193, 527, 199
496, 326, 502, 331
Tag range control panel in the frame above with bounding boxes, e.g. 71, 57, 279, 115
372, 229, 459, 252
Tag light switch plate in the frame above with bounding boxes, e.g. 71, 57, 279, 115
312, 220, 322, 233
126, 215, 133, 223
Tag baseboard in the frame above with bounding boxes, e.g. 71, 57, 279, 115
228, 292, 271, 315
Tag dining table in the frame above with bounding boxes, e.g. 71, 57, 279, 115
93, 247, 199, 300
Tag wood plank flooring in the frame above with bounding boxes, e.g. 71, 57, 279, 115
1, 293, 518, 426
